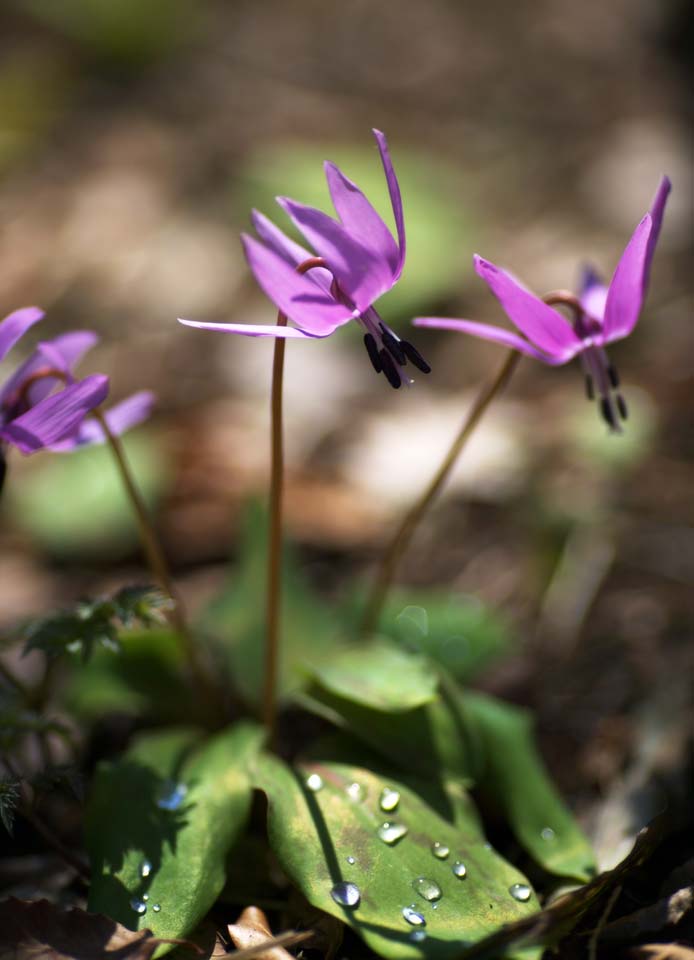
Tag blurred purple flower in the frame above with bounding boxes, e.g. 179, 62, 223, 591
416, 176, 671, 430
0, 312, 154, 455
179, 129, 430, 388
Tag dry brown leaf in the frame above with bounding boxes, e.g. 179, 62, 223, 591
628, 944, 694, 959
226, 907, 308, 960
0, 898, 187, 960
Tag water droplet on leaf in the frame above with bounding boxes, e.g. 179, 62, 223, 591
409, 930, 427, 943
305, 773, 323, 792
396, 605, 429, 637
452, 861, 467, 878
330, 881, 360, 908
379, 787, 401, 812
412, 877, 442, 901
431, 841, 450, 859
402, 906, 426, 927
377, 821, 408, 844
140, 859, 152, 878
130, 897, 147, 915
541, 826, 556, 841
346, 781, 366, 802
509, 883, 532, 902
156, 780, 187, 811
142, 894, 149, 902
346, 856, 356, 865
152, 904, 161, 913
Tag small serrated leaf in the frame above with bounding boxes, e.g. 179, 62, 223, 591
0, 778, 21, 835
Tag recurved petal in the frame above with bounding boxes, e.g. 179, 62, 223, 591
50, 389, 155, 450
414, 317, 567, 365
242, 233, 355, 334
603, 213, 654, 342
178, 318, 330, 338
324, 159, 399, 275
0, 330, 99, 408
276, 197, 395, 311
372, 129, 406, 279
250, 211, 333, 293
474, 256, 582, 360
642, 175, 671, 296
0, 307, 44, 362
1, 374, 109, 454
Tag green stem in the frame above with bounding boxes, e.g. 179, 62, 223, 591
361, 349, 520, 637
92, 409, 211, 700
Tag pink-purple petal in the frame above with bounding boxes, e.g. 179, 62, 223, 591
579, 267, 609, 323
474, 255, 582, 359
603, 213, 654, 342
249, 210, 332, 293
1, 374, 109, 454
241, 233, 355, 334
178, 317, 330, 339
50, 389, 155, 450
0, 307, 44, 362
0, 330, 99, 408
324, 159, 400, 275
276, 197, 395, 311
414, 316, 567, 365
372, 129, 406, 279
643, 175, 671, 296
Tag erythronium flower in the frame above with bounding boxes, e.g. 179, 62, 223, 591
415, 176, 671, 430
179, 129, 431, 388
0, 312, 154, 455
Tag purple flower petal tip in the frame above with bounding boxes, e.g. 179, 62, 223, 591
0, 306, 45, 362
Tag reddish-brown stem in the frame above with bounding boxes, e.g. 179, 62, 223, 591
263, 257, 327, 741
360, 348, 520, 636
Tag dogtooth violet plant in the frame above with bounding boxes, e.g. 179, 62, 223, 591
178, 129, 432, 737
0, 309, 209, 692
360, 174, 672, 634
178, 128, 431, 389
415, 176, 671, 432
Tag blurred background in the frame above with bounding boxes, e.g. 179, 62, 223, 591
0, 0, 692, 858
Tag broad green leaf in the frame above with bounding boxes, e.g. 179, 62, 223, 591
463, 692, 596, 883
87, 722, 263, 947
199, 501, 344, 709
308, 642, 439, 712
365, 589, 512, 683
301, 681, 595, 882
5, 431, 167, 557
296, 683, 483, 784
236, 142, 477, 323
64, 628, 201, 724
255, 753, 540, 959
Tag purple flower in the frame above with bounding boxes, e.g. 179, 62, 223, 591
0, 310, 154, 455
415, 176, 671, 430
179, 129, 431, 389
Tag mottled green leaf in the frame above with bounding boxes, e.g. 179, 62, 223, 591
255, 754, 539, 959
300, 681, 595, 882
87, 722, 263, 948
200, 501, 344, 709
463, 692, 596, 883
375, 590, 512, 683
64, 628, 200, 724
308, 642, 439, 712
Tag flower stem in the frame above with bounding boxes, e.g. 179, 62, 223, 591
92, 409, 210, 699
263, 315, 287, 739
361, 349, 520, 637
263, 257, 327, 742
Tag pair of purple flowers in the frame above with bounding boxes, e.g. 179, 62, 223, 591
180, 130, 670, 431
0, 307, 153, 473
